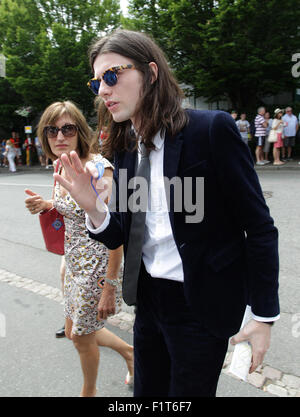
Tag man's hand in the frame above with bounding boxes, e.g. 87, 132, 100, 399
230, 320, 271, 373
97, 286, 116, 320
53, 151, 109, 227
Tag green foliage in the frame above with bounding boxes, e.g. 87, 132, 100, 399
1, 0, 299, 133
0, 77, 25, 132
126, 0, 300, 112
0, 0, 121, 132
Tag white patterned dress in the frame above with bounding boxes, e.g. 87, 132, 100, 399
53, 154, 123, 336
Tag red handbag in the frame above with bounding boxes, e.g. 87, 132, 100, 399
39, 161, 65, 255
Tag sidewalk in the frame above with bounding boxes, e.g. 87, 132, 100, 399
1, 268, 300, 397
0, 164, 54, 175
254, 159, 300, 171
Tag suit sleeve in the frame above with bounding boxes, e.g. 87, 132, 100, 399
210, 111, 279, 318
88, 154, 124, 250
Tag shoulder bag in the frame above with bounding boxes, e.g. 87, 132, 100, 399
39, 161, 65, 255
268, 128, 278, 143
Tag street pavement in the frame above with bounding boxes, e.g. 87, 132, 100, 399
0, 163, 300, 398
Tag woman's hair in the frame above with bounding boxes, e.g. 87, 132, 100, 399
37, 101, 92, 160
6, 139, 12, 146
275, 112, 283, 119
89, 29, 188, 159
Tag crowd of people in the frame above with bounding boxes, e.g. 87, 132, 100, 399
231, 106, 300, 165
1, 132, 52, 172
2, 106, 300, 175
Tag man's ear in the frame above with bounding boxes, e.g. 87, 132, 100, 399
149, 62, 158, 84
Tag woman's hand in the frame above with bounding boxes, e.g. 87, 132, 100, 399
53, 151, 110, 228
25, 189, 52, 214
97, 286, 116, 320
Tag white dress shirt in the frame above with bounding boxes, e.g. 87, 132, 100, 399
86, 130, 184, 281
139, 131, 184, 281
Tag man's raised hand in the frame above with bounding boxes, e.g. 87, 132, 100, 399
53, 151, 109, 227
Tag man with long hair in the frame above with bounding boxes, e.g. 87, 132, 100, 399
54, 29, 280, 397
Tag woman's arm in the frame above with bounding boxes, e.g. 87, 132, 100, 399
25, 189, 53, 215
97, 245, 124, 320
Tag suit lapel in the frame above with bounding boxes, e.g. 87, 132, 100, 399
123, 147, 137, 182
163, 130, 184, 233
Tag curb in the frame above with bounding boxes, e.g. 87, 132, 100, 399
1, 162, 300, 174
1, 268, 300, 397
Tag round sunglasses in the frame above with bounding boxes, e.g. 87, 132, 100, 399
44, 124, 78, 139
87, 64, 135, 95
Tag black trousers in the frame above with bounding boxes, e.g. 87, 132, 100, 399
133, 264, 228, 397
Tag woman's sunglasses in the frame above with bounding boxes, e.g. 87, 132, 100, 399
44, 124, 78, 139
87, 64, 135, 95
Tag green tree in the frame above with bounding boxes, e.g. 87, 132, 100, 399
0, 0, 48, 117
125, 0, 173, 48
195, 0, 300, 110
0, 0, 121, 121
0, 77, 25, 133
126, 0, 300, 112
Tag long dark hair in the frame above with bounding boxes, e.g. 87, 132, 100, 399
89, 29, 188, 159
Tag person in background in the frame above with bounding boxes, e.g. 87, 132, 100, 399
1, 139, 8, 167
24, 135, 33, 166
25, 100, 134, 397
93, 96, 110, 157
271, 108, 286, 166
45, 158, 53, 169
263, 112, 272, 164
14, 132, 22, 166
231, 110, 238, 120
254, 106, 268, 165
34, 136, 46, 167
5, 139, 17, 172
282, 106, 299, 161
9, 131, 15, 146
236, 112, 250, 145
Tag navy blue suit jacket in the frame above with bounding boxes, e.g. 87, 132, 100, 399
89, 110, 280, 338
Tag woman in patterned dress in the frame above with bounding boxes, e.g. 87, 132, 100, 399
25, 101, 134, 397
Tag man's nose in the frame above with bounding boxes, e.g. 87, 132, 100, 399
98, 80, 112, 97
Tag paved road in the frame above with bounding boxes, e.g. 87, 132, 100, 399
0, 166, 299, 397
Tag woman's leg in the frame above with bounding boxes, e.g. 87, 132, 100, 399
273, 146, 285, 165
8, 154, 16, 172
65, 317, 73, 340
55, 257, 66, 338
72, 332, 99, 397
60, 256, 65, 297
95, 327, 134, 377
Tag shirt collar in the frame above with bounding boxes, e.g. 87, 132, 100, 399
137, 129, 165, 152
153, 130, 165, 150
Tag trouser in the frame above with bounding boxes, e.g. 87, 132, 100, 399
133, 263, 228, 397
7, 154, 16, 172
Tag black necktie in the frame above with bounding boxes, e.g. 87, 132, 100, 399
123, 142, 150, 305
